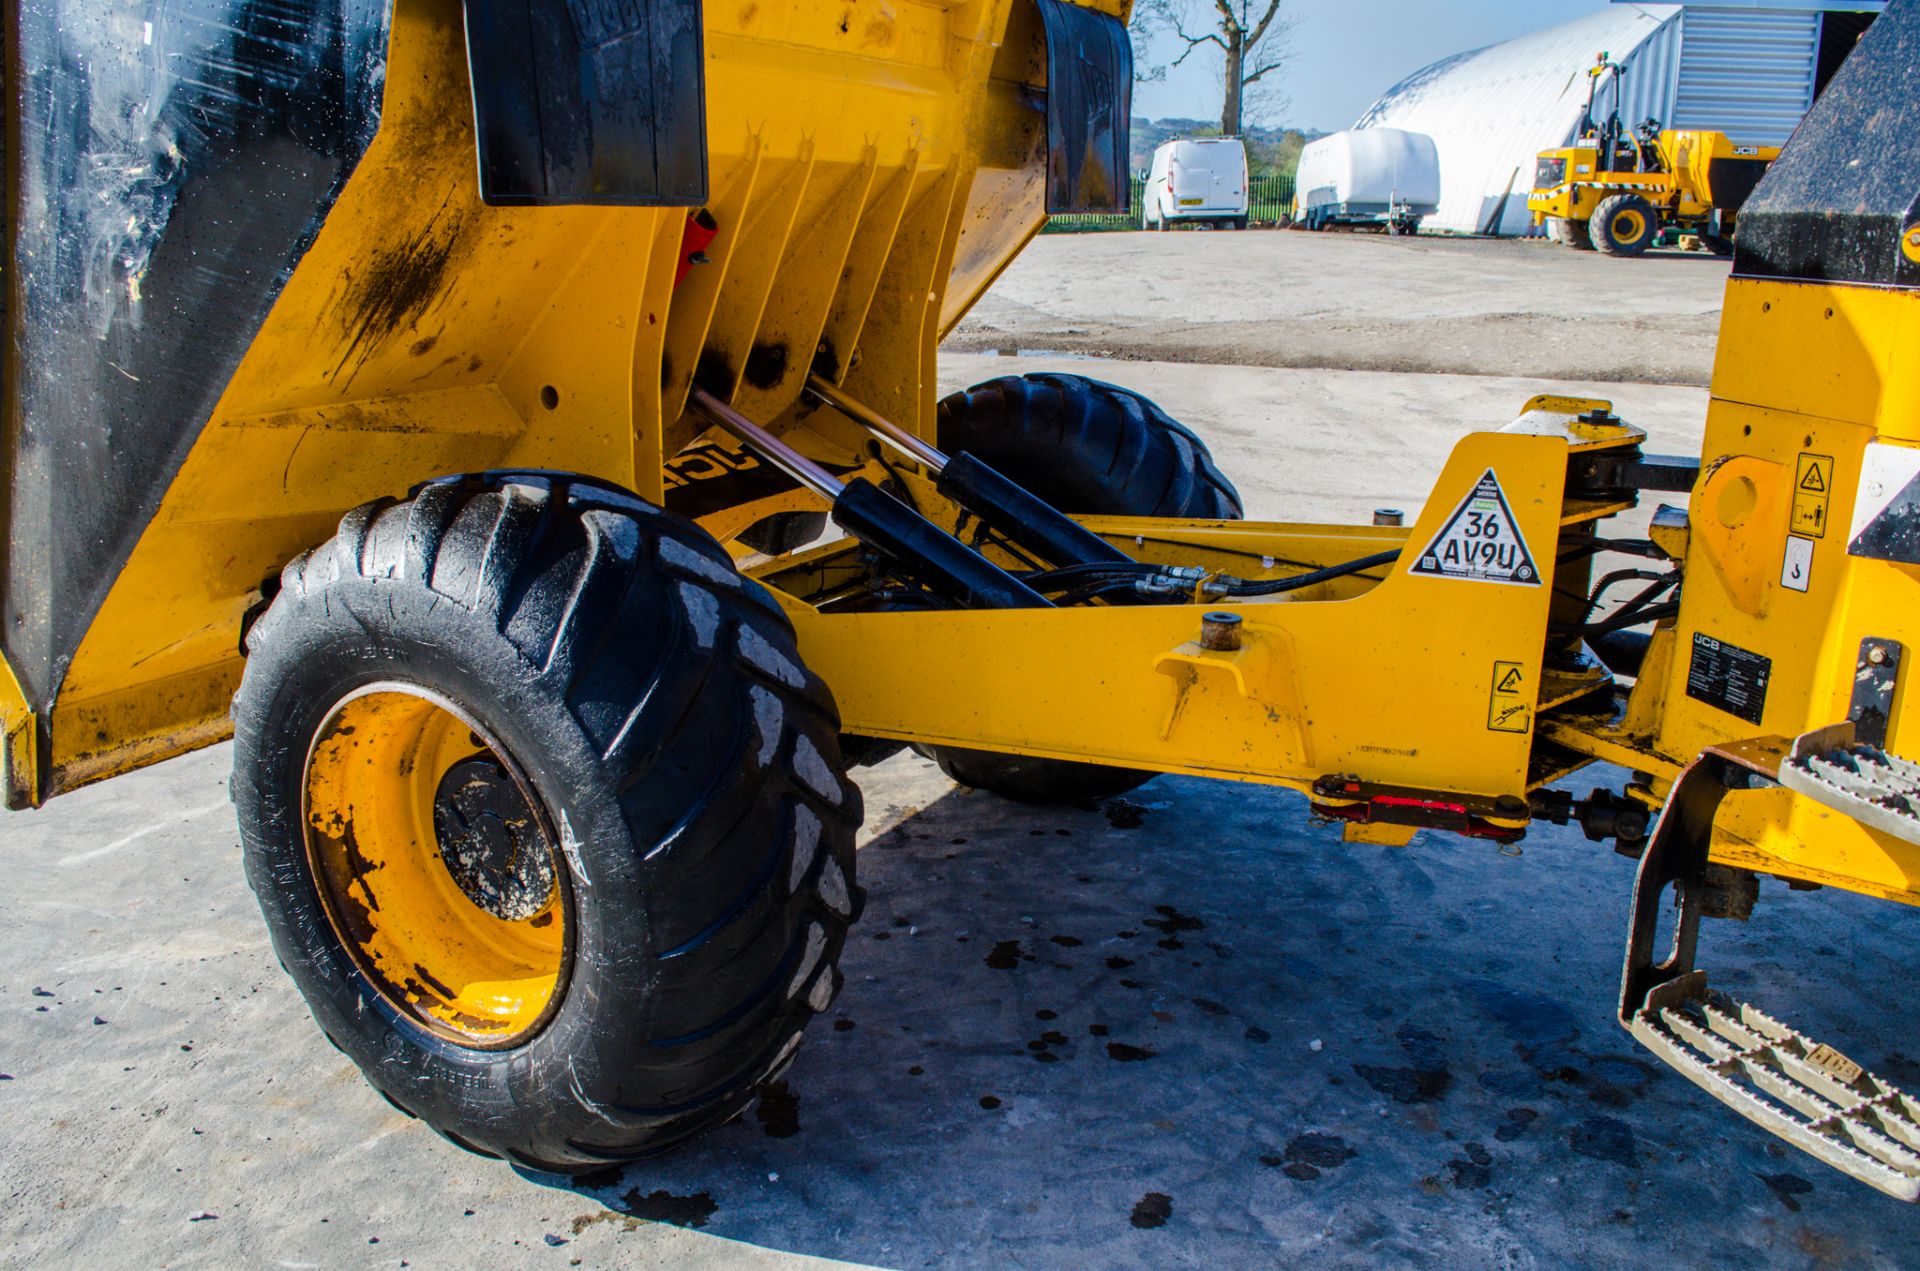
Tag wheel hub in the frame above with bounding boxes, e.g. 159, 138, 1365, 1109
432, 756, 557, 922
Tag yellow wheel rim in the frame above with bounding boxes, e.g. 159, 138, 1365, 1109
302, 684, 570, 1048
1612, 208, 1647, 242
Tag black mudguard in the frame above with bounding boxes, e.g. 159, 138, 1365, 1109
1036, 0, 1131, 215
462, 0, 707, 206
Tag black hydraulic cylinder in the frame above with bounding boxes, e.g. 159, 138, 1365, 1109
934, 452, 1135, 569
831, 478, 1055, 610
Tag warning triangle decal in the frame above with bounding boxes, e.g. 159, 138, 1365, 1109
1800, 465, 1827, 493
1409, 470, 1541, 587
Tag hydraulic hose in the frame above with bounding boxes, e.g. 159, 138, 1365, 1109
1218, 550, 1402, 597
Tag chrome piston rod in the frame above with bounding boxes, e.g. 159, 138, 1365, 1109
688, 386, 844, 501
684, 386, 1052, 609
803, 376, 1133, 570
805, 374, 947, 474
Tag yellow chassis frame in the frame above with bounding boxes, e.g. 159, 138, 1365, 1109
753, 374, 1920, 907
775, 427, 1564, 809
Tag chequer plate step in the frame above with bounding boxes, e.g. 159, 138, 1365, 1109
1630, 973, 1920, 1201
1780, 742, 1920, 848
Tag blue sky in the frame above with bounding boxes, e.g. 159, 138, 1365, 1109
1133, 0, 1614, 132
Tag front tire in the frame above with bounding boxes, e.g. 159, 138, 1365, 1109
927, 374, 1244, 803
1590, 194, 1657, 256
234, 473, 863, 1172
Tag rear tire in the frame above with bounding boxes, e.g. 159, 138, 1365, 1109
1590, 194, 1657, 257
1552, 217, 1595, 250
936, 373, 1244, 523
927, 374, 1244, 803
234, 472, 863, 1172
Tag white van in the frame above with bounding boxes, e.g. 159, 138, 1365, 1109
1142, 138, 1249, 231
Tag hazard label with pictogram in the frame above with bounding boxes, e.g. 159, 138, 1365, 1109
1410, 470, 1541, 586
1487, 661, 1530, 733
1791, 452, 1834, 538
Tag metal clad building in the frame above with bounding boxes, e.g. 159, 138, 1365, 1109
1355, 1, 1883, 235
1673, 7, 1822, 141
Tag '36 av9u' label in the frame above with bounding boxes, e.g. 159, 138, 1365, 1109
1409, 470, 1541, 586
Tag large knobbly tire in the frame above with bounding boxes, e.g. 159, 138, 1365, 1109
936, 373, 1243, 524
1550, 217, 1595, 250
232, 472, 863, 1173
926, 373, 1244, 804
1590, 193, 1657, 257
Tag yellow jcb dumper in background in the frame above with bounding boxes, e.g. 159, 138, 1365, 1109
5, 0, 1920, 1205
1529, 53, 1781, 256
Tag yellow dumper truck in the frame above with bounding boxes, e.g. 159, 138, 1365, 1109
1529, 54, 1781, 256
5, 0, 1920, 1201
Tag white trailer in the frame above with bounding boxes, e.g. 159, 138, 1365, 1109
1294, 129, 1441, 234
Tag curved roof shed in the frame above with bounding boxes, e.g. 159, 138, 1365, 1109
1355, 5, 1685, 235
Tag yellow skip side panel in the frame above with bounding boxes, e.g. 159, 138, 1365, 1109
38, 0, 1044, 801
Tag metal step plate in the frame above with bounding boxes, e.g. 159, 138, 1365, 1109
1631, 974, 1920, 1201
1780, 741, 1920, 848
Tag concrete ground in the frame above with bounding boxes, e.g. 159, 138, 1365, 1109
8, 231, 1920, 1269
949, 232, 1731, 386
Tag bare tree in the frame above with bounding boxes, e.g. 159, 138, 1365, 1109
1136, 0, 1292, 137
